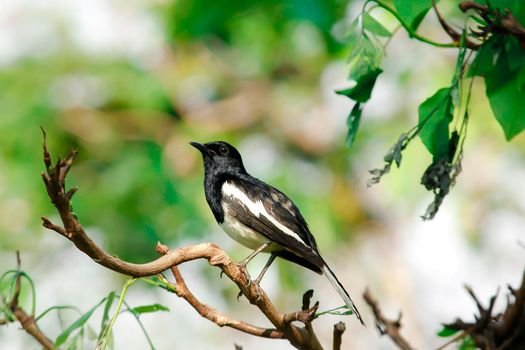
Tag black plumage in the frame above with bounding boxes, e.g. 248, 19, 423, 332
191, 140, 364, 325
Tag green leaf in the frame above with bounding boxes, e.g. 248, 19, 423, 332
505, 37, 525, 72
459, 335, 476, 350
120, 301, 156, 350
517, 65, 525, 90
437, 326, 460, 337
418, 88, 453, 159
393, 0, 437, 30
55, 298, 106, 347
468, 34, 525, 140
451, 33, 468, 107
336, 68, 383, 102
102, 292, 116, 327
36, 305, 80, 322
362, 12, 391, 37
468, 36, 501, 77
129, 303, 170, 315
97, 291, 116, 341
485, 64, 525, 140
336, 17, 359, 47
470, 15, 487, 26
347, 34, 383, 82
315, 305, 353, 318
345, 103, 363, 146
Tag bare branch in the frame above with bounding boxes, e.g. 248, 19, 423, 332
363, 288, 414, 350
432, 0, 481, 49
7, 252, 56, 350
155, 244, 284, 339
283, 304, 318, 324
39, 132, 327, 350
445, 269, 525, 349
41, 217, 67, 237
332, 322, 346, 350
459, 1, 525, 47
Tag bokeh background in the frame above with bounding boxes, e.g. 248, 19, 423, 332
1, 0, 524, 349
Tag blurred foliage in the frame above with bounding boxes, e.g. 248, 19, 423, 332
1, 0, 524, 348
0, 0, 520, 292
0, 0, 368, 271
164, 0, 347, 53
338, 0, 525, 219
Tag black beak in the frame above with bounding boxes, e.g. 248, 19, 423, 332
190, 141, 208, 155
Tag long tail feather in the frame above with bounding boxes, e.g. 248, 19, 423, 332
321, 263, 365, 325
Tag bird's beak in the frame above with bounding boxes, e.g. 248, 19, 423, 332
190, 141, 208, 155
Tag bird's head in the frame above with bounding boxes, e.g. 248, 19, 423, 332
190, 141, 246, 174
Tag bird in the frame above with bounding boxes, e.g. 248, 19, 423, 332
191, 140, 364, 325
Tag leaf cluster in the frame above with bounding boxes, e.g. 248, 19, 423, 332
338, 0, 525, 219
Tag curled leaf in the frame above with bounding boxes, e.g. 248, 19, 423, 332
345, 103, 363, 146
437, 326, 460, 337
336, 68, 383, 103
368, 133, 409, 187
362, 12, 391, 37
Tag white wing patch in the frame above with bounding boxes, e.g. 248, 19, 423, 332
221, 182, 309, 248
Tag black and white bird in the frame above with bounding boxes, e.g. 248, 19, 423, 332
191, 140, 364, 325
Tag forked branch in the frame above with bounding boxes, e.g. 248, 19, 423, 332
38, 131, 351, 350
363, 289, 414, 350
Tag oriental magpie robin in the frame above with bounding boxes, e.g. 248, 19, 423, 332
191, 140, 364, 325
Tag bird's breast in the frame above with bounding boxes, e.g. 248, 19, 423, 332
219, 205, 273, 251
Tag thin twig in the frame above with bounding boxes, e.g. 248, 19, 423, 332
434, 330, 470, 350
155, 245, 283, 339
459, 1, 525, 46
432, 0, 480, 49
332, 322, 346, 350
363, 288, 414, 350
444, 270, 525, 349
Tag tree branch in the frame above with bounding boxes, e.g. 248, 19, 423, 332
459, 1, 525, 48
431, 0, 481, 49
39, 131, 328, 350
445, 269, 525, 349
363, 288, 414, 350
156, 244, 283, 339
7, 252, 56, 350
332, 322, 346, 350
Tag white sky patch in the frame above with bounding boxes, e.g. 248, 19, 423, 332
0, 0, 165, 68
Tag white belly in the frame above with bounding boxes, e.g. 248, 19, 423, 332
220, 208, 272, 251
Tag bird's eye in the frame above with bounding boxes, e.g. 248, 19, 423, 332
219, 145, 228, 155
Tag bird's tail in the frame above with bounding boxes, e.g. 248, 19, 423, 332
321, 262, 365, 325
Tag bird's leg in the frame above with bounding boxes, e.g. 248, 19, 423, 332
236, 242, 270, 289
224, 242, 270, 281
235, 243, 271, 300
237, 253, 277, 302
237, 242, 270, 268
253, 252, 277, 286
252, 252, 278, 302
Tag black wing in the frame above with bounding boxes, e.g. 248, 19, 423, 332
223, 175, 324, 271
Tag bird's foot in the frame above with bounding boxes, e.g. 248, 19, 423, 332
234, 262, 252, 288
251, 276, 264, 302
236, 281, 263, 302
253, 283, 262, 302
